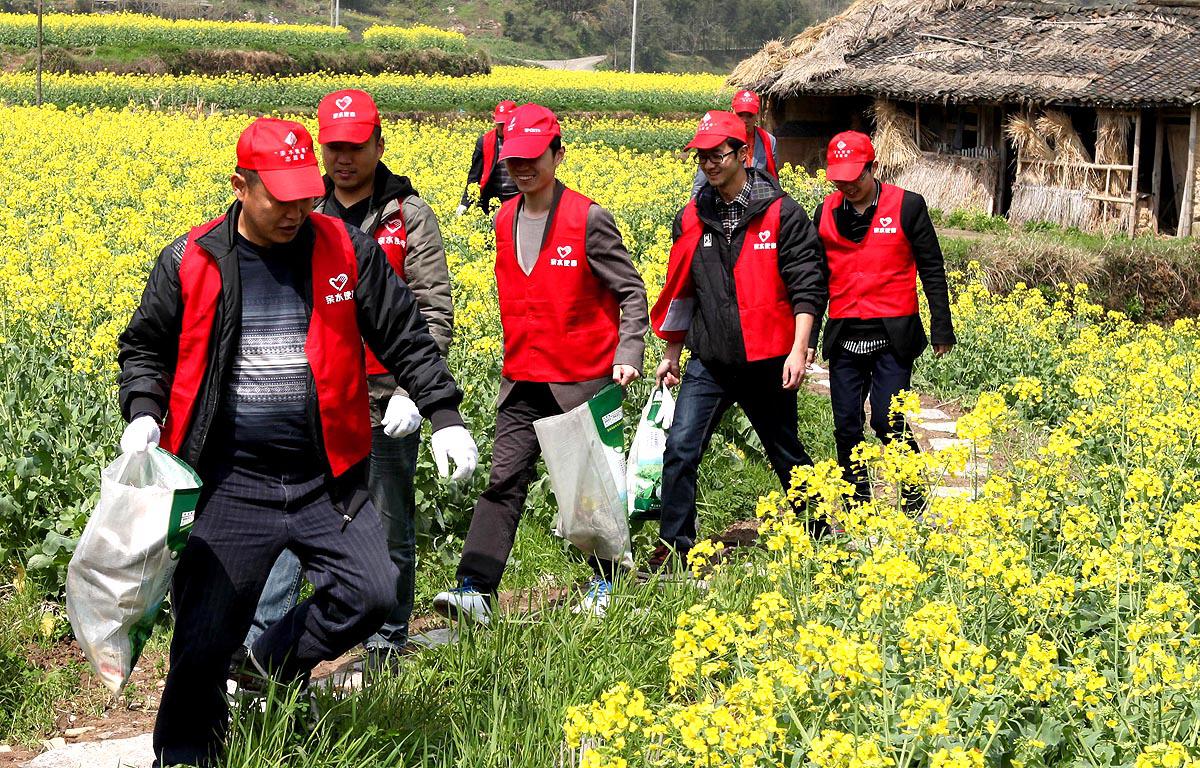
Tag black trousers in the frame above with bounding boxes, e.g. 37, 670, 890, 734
456, 382, 614, 593
153, 461, 397, 767
658, 357, 814, 551
828, 346, 922, 503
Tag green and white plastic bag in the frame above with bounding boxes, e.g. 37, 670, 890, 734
66, 447, 200, 693
534, 384, 632, 566
627, 385, 675, 520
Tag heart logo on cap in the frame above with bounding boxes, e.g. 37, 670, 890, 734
758, 230, 771, 242
284, 132, 298, 147
879, 217, 893, 227
836, 140, 847, 150
329, 273, 348, 291
335, 95, 353, 111
508, 117, 518, 132
385, 218, 404, 234
557, 245, 573, 258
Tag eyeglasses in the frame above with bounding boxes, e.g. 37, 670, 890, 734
693, 149, 737, 166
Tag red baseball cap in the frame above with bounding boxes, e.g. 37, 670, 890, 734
236, 118, 325, 202
493, 100, 518, 123
317, 89, 381, 145
686, 110, 748, 150
732, 89, 760, 115
827, 131, 876, 182
498, 103, 562, 160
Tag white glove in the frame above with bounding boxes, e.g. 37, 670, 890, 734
381, 394, 422, 438
431, 425, 478, 483
456, 204, 469, 216
121, 415, 160, 454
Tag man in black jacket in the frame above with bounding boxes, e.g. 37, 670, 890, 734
648, 111, 826, 572
812, 131, 955, 507
117, 117, 478, 768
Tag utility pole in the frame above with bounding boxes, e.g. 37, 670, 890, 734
36, 0, 43, 106
629, 0, 637, 73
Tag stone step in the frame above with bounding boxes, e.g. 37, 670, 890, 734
932, 485, 976, 499
916, 420, 958, 434
929, 437, 974, 452
24, 733, 153, 768
908, 407, 951, 421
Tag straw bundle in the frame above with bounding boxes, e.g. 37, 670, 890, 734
1006, 113, 1055, 184
894, 154, 996, 211
1036, 110, 1094, 188
871, 99, 922, 176
1095, 109, 1132, 190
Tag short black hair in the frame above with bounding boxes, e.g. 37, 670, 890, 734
371, 125, 383, 143
235, 167, 260, 185
550, 136, 562, 153
727, 138, 747, 152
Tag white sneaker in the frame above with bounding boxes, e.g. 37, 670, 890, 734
433, 579, 492, 626
572, 576, 612, 618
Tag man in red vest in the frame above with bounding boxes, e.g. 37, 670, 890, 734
434, 103, 649, 622
242, 89, 457, 677
691, 90, 778, 196
650, 110, 825, 572
813, 131, 955, 507
117, 117, 477, 767
458, 99, 520, 214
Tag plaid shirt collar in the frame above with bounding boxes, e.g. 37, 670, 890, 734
714, 179, 752, 241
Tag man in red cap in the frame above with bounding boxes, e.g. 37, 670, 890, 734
649, 110, 825, 573
434, 102, 648, 622
117, 116, 478, 767
691, 90, 778, 196
813, 130, 955, 508
458, 99, 520, 214
242, 89, 456, 676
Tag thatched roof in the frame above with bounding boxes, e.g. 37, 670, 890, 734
732, 0, 1200, 107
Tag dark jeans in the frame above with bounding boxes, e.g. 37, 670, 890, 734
658, 357, 814, 551
456, 381, 613, 593
154, 462, 397, 768
245, 427, 419, 652
828, 346, 921, 503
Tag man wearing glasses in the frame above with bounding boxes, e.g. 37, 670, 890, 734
813, 131, 955, 510
646, 111, 826, 574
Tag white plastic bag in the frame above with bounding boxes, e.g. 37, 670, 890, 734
534, 384, 632, 565
627, 386, 675, 520
66, 447, 200, 693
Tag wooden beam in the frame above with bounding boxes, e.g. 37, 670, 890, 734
1180, 106, 1198, 237
1151, 113, 1164, 234
1129, 110, 1143, 237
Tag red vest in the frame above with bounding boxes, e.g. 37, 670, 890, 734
494, 188, 620, 382
819, 183, 919, 319
365, 206, 408, 376
480, 129, 499, 192
161, 213, 372, 477
651, 198, 794, 362
755, 127, 778, 177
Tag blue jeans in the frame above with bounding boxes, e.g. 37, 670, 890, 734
658, 357, 813, 550
244, 426, 420, 652
828, 346, 921, 503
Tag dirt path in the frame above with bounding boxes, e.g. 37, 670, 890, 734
522, 54, 608, 71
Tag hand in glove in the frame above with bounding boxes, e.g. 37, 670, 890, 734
456, 204, 469, 217
381, 394, 422, 438
431, 425, 478, 483
121, 415, 161, 454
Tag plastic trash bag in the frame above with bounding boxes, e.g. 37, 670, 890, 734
534, 384, 632, 565
627, 385, 675, 521
66, 447, 201, 693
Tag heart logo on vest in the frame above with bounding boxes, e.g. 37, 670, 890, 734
758, 230, 772, 243
385, 218, 404, 234
879, 217, 893, 227
335, 95, 353, 111
329, 273, 349, 292
557, 245, 573, 258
